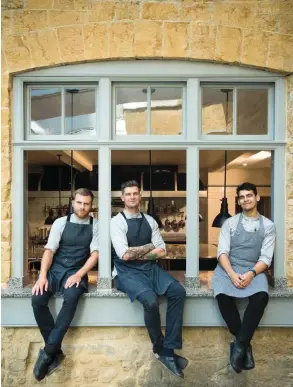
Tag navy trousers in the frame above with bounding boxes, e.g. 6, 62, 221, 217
136, 281, 186, 353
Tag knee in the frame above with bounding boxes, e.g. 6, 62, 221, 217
252, 292, 269, 307
32, 294, 48, 309
169, 282, 186, 299
63, 287, 84, 304
141, 294, 159, 312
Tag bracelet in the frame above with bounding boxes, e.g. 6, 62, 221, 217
249, 268, 257, 277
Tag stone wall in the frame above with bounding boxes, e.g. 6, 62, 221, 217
2, 326, 293, 387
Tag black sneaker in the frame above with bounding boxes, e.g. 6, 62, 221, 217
156, 355, 184, 378
33, 348, 53, 381
47, 351, 66, 376
174, 354, 188, 370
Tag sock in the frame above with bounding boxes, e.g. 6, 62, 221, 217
158, 347, 174, 357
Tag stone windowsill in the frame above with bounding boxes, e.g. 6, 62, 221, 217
2, 285, 293, 298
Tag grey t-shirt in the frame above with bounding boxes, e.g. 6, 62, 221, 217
45, 213, 99, 254
217, 213, 276, 267
110, 209, 166, 277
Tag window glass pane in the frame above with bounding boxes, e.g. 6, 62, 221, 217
65, 88, 96, 135
202, 88, 233, 135
115, 87, 147, 135
30, 88, 62, 135
237, 89, 268, 135
150, 87, 182, 135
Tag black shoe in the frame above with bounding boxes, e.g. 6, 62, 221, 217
230, 341, 245, 374
47, 351, 66, 376
33, 348, 54, 381
156, 355, 184, 378
174, 354, 188, 370
243, 344, 255, 370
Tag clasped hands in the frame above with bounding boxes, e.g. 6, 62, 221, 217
229, 271, 254, 289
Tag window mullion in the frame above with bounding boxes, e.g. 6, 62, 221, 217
61, 87, 65, 135
147, 86, 151, 135
233, 87, 237, 135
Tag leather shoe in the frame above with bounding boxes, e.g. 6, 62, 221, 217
157, 355, 184, 378
174, 354, 188, 370
47, 351, 66, 376
230, 341, 245, 373
33, 348, 53, 381
243, 344, 255, 370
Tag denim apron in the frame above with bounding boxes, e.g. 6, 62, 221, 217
212, 214, 268, 298
114, 212, 176, 302
47, 214, 93, 293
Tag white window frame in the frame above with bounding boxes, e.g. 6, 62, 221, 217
200, 83, 275, 141
113, 82, 186, 140
12, 61, 286, 292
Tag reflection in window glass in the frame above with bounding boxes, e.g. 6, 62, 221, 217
237, 89, 268, 135
30, 88, 62, 135
202, 88, 233, 135
115, 87, 147, 135
65, 88, 96, 135
151, 87, 182, 135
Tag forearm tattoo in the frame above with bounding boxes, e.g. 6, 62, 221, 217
143, 252, 159, 261
124, 243, 155, 261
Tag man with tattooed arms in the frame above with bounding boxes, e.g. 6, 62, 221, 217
111, 180, 187, 378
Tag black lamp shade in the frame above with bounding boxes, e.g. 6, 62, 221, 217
212, 198, 231, 228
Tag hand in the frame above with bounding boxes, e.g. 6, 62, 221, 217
32, 275, 48, 296
64, 273, 82, 289
229, 272, 245, 288
239, 272, 254, 288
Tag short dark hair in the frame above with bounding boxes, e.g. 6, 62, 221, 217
73, 188, 94, 202
121, 180, 140, 194
236, 182, 257, 197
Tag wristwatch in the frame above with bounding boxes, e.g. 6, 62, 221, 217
249, 268, 257, 277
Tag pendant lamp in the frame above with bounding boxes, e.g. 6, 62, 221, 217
147, 151, 163, 229
212, 89, 232, 228
57, 154, 63, 218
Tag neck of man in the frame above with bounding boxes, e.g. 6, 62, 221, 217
242, 208, 258, 218
124, 206, 140, 215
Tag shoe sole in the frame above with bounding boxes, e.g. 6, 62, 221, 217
47, 355, 66, 377
156, 357, 184, 378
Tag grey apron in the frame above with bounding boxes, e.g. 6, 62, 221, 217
47, 214, 93, 293
212, 214, 268, 298
114, 212, 176, 302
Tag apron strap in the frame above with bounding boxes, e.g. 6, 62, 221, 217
66, 213, 71, 222
90, 216, 93, 225
121, 211, 145, 238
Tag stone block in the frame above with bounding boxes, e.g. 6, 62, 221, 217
1, 260, 11, 283
99, 367, 117, 383
27, 30, 61, 67
241, 30, 269, 68
116, 2, 139, 20
53, 0, 74, 9
1, 202, 12, 221
13, 10, 48, 33
74, 0, 89, 10
48, 10, 87, 26
1, 243, 12, 262
214, 3, 256, 29
215, 26, 242, 63
1, 0, 23, 9
163, 22, 188, 58
181, 4, 211, 22
267, 33, 293, 72
254, 4, 279, 32
279, 13, 293, 36
88, 1, 115, 22
25, 0, 53, 9
1, 10, 13, 35
57, 26, 85, 62
134, 21, 162, 57
143, 3, 178, 21
109, 22, 134, 58
4, 46, 31, 72
1, 108, 9, 127
1, 221, 12, 243
84, 23, 108, 60
190, 23, 216, 60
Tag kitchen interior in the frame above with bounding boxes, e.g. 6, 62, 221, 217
25, 148, 272, 289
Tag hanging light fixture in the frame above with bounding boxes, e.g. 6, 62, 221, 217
56, 154, 63, 218
67, 150, 74, 215
147, 150, 163, 229
212, 89, 232, 228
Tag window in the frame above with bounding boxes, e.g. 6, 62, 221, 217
11, 61, 285, 296
201, 84, 273, 138
27, 85, 98, 139
114, 84, 184, 136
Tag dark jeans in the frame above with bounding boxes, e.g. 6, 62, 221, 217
216, 291, 269, 348
32, 286, 85, 355
137, 281, 186, 353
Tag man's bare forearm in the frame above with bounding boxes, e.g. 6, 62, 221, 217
139, 247, 166, 261
76, 251, 99, 278
122, 243, 155, 261
39, 249, 54, 278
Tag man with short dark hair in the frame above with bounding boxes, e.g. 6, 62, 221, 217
32, 188, 99, 381
212, 182, 276, 373
111, 180, 187, 378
